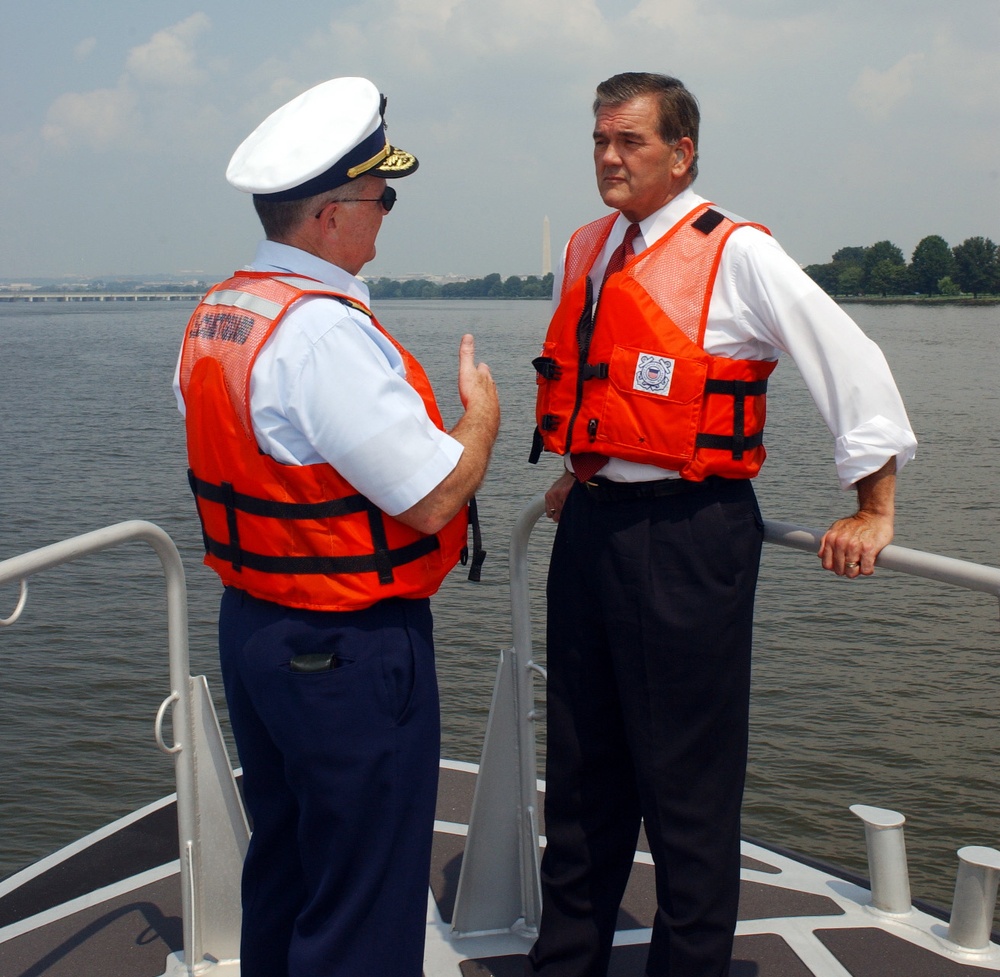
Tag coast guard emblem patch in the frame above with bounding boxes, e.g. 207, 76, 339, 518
633, 353, 675, 396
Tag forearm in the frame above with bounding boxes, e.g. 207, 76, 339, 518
855, 456, 896, 518
395, 398, 500, 535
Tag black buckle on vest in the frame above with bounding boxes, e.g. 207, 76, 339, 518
532, 356, 561, 380
581, 362, 609, 381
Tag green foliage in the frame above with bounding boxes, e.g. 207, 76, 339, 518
863, 241, 905, 271
803, 263, 839, 293
951, 237, 998, 298
367, 272, 554, 300
805, 234, 999, 298
868, 259, 912, 297
911, 235, 955, 295
837, 265, 864, 295
367, 277, 442, 299
832, 246, 867, 265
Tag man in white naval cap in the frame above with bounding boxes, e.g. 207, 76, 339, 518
174, 76, 500, 977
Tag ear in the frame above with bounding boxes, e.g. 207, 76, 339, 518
314, 198, 339, 229
672, 137, 696, 176
308, 200, 346, 252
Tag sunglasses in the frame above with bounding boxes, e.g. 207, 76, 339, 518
315, 186, 396, 218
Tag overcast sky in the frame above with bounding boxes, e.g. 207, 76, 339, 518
2, 0, 997, 281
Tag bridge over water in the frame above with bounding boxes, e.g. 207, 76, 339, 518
0, 292, 200, 303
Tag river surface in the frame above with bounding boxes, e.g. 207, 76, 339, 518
0, 298, 997, 923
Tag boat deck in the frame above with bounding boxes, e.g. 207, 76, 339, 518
3, 515, 999, 976
2, 762, 997, 977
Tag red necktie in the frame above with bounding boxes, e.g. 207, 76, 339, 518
571, 223, 641, 482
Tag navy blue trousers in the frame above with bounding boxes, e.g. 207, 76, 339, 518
218, 588, 440, 977
528, 478, 763, 977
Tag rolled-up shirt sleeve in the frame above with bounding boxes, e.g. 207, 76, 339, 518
712, 229, 917, 490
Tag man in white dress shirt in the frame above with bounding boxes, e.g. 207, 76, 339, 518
526, 72, 916, 977
175, 77, 499, 977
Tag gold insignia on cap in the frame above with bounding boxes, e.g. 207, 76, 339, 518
378, 148, 417, 172
346, 143, 391, 179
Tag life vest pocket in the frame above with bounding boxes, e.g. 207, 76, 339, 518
593, 344, 708, 466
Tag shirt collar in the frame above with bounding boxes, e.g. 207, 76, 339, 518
250, 240, 371, 306
612, 186, 709, 253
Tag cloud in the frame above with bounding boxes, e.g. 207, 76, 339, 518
851, 52, 925, 120
74, 37, 97, 62
41, 85, 139, 151
39, 14, 213, 153
124, 13, 211, 88
626, 0, 825, 61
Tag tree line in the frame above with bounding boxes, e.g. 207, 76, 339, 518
366, 234, 999, 301
368, 272, 554, 300
804, 235, 999, 299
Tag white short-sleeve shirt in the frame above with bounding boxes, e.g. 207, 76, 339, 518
175, 241, 463, 516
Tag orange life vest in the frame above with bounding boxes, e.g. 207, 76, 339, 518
178, 271, 471, 611
532, 203, 777, 481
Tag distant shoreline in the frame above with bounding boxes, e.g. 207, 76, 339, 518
835, 295, 999, 306
2, 292, 997, 306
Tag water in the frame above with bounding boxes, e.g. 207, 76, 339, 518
1, 299, 998, 923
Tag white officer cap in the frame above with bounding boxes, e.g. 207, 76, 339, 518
226, 76, 418, 202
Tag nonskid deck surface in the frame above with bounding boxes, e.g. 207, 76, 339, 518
1, 763, 997, 977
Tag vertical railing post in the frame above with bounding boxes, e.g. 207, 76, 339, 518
147, 527, 203, 972
452, 495, 546, 937
506, 494, 547, 933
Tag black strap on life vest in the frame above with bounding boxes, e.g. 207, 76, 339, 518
462, 495, 487, 582
187, 470, 439, 582
695, 378, 769, 459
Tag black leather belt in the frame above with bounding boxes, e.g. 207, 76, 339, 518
582, 476, 714, 502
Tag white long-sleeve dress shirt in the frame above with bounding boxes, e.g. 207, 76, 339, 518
552, 187, 917, 489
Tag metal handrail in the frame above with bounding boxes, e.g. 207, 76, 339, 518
764, 520, 1000, 599
455, 494, 1000, 941
0, 521, 207, 973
